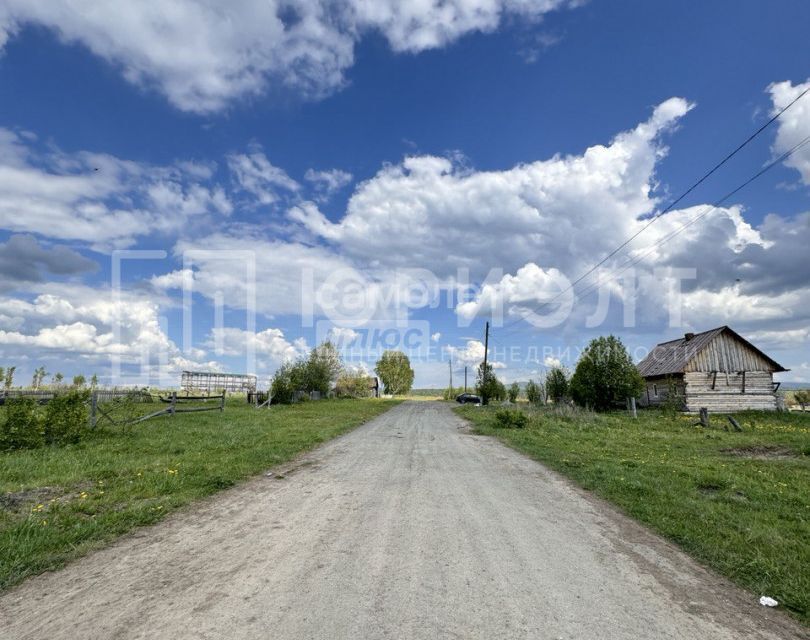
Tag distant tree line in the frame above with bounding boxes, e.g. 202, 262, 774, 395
0, 366, 99, 392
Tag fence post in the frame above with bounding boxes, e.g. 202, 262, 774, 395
220, 391, 225, 412
90, 391, 98, 429
630, 397, 637, 419
171, 392, 177, 417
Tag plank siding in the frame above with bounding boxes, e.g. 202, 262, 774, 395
639, 378, 686, 409
683, 331, 774, 373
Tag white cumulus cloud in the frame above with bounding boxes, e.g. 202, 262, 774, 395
291, 98, 694, 280
0, 128, 231, 248
0, 1, 576, 113
769, 79, 810, 184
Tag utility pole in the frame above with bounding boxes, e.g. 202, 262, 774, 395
449, 359, 453, 391
464, 366, 467, 392
482, 321, 490, 404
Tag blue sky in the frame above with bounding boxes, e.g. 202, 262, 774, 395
0, 1, 808, 388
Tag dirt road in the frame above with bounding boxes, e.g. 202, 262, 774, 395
1, 401, 805, 639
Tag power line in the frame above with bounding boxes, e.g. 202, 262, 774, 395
496, 88, 810, 334
495, 133, 810, 340
569, 134, 810, 304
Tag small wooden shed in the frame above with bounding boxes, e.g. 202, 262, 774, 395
636, 326, 787, 412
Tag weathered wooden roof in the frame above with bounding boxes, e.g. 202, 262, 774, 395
636, 326, 787, 378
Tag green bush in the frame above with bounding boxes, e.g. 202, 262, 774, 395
0, 397, 43, 450
271, 360, 308, 404
335, 370, 374, 398
443, 386, 462, 400
43, 389, 90, 445
271, 341, 345, 403
494, 408, 528, 429
569, 335, 644, 411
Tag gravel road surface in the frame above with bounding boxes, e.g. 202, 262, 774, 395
1, 401, 805, 640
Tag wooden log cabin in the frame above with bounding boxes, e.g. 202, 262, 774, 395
636, 326, 787, 412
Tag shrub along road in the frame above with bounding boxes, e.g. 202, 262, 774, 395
0, 401, 806, 639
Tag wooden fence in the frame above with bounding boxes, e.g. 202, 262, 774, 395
0, 388, 155, 405
90, 391, 226, 427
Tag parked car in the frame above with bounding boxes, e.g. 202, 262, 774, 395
455, 393, 482, 405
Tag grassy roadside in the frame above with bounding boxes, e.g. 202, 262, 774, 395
0, 398, 400, 591
455, 404, 810, 624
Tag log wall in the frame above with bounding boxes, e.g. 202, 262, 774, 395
682, 370, 776, 412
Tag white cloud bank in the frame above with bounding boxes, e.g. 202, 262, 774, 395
3, 85, 810, 382
0, 128, 231, 249
0, 1, 577, 113
290, 98, 695, 279
207, 327, 308, 367
769, 79, 810, 184
0, 285, 220, 380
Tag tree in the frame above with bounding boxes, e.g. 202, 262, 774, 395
546, 367, 569, 403
525, 379, 539, 404
569, 335, 644, 411
90, 374, 99, 389
525, 379, 547, 405
794, 389, 810, 412
32, 366, 48, 390
72, 374, 86, 388
305, 341, 343, 395
3, 366, 15, 390
53, 372, 64, 386
375, 351, 414, 396
476, 362, 501, 405
507, 382, 520, 403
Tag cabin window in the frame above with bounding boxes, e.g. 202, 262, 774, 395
653, 384, 658, 397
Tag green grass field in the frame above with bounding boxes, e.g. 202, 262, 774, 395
455, 404, 810, 624
0, 397, 400, 591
